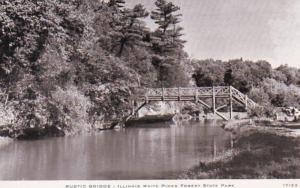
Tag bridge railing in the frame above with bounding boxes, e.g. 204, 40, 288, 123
230, 87, 257, 108
134, 86, 232, 97
133, 86, 258, 109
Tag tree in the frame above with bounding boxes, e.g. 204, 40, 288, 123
107, 0, 125, 9
276, 64, 300, 85
224, 69, 234, 86
104, 0, 126, 30
150, 0, 187, 87
192, 59, 225, 87
110, 4, 149, 56
154, 57, 189, 87
150, 0, 185, 54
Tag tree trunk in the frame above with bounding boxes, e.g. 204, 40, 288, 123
117, 39, 126, 57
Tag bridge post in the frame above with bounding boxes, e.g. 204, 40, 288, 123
212, 86, 216, 115
131, 99, 135, 116
245, 95, 248, 110
178, 87, 181, 101
229, 86, 233, 119
145, 88, 149, 104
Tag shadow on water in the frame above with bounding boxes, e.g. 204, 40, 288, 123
0, 120, 233, 180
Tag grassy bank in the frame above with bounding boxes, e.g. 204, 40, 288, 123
179, 121, 300, 179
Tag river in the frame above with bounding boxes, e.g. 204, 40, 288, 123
0, 120, 232, 180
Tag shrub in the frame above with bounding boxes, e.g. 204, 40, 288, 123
52, 86, 92, 133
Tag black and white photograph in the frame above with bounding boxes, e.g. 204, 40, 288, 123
0, 0, 300, 186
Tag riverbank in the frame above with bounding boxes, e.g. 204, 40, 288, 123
0, 137, 13, 149
179, 120, 300, 179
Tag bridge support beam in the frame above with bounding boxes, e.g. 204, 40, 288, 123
212, 86, 216, 116
131, 100, 135, 117
229, 86, 233, 119
215, 111, 229, 121
245, 95, 248, 110
197, 99, 211, 109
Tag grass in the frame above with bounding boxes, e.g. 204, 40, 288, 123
179, 127, 300, 179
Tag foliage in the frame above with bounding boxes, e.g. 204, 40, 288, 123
261, 78, 300, 108
52, 86, 92, 132
150, 0, 188, 87
192, 58, 300, 117
0, 0, 191, 138
192, 59, 273, 92
151, 0, 185, 54
275, 64, 300, 85
192, 59, 225, 87
107, 0, 125, 9
224, 69, 234, 86
110, 4, 150, 56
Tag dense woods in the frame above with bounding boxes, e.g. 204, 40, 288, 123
0, 0, 300, 138
0, 0, 188, 138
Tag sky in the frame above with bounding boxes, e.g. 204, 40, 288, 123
126, 0, 300, 68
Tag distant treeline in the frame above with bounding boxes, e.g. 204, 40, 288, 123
192, 59, 300, 115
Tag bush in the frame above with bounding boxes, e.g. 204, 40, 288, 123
52, 86, 92, 133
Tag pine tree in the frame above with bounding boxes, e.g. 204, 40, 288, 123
150, 0, 187, 87
150, 0, 185, 54
105, 0, 126, 27
111, 4, 149, 56
107, 0, 125, 9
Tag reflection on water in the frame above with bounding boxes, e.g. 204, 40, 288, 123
0, 121, 232, 180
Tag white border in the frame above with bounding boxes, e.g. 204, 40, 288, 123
0, 180, 300, 188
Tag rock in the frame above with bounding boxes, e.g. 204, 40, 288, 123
16, 126, 65, 140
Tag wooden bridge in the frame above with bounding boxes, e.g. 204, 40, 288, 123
124, 86, 257, 122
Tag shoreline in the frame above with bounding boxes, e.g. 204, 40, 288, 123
179, 120, 300, 179
1, 115, 299, 139
0, 136, 13, 149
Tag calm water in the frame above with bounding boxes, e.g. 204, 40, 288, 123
0, 121, 232, 180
